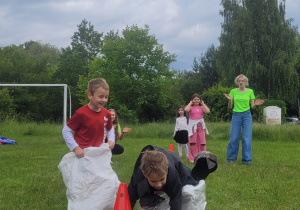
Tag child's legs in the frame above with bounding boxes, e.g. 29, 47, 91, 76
111, 144, 124, 155
197, 124, 206, 151
189, 133, 198, 162
178, 143, 182, 157
183, 144, 189, 157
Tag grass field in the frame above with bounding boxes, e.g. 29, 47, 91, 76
0, 120, 299, 209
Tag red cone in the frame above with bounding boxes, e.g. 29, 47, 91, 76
114, 183, 132, 210
168, 144, 174, 152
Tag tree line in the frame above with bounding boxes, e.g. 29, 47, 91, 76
0, 0, 299, 123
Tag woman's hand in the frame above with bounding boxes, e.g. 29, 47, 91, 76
224, 93, 232, 100
255, 99, 265, 106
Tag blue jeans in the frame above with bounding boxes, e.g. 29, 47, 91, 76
227, 109, 252, 163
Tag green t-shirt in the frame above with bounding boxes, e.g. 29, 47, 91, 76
117, 124, 122, 133
229, 88, 255, 112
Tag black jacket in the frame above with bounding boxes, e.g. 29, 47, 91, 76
127, 145, 198, 210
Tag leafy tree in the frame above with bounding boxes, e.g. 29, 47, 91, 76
217, 0, 299, 104
71, 19, 103, 61
0, 88, 15, 118
176, 70, 203, 103
78, 25, 177, 122
53, 19, 104, 114
192, 45, 219, 91
0, 42, 61, 122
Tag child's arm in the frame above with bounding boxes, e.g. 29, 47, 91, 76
184, 101, 193, 112
173, 118, 178, 136
127, 180, 139, 209
62, 125, 85, 158
118, 126, 132, 140
106, 127, 115, 150
201, 100, 210, 114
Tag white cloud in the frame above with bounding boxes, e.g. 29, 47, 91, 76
0, 0, 299, 70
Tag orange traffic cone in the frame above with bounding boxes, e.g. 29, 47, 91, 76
114, 183, 132, 210
168, 144, 174, 152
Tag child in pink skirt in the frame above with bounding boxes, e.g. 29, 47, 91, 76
185, 93, 210, 162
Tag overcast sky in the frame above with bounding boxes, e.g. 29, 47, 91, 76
1, 0, 299, 71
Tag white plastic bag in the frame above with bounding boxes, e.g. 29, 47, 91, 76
58, 144, 120, 210
182, 180, 206, 210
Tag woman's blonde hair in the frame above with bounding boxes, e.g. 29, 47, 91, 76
234, 74, 249, 86
140, 150, 168, 177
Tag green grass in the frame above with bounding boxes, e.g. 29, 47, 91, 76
0, 120, 299, 209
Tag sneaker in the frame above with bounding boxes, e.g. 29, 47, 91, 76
227, 160, 236, 164
242, 161, 251, 165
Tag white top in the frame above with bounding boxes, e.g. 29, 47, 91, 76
174, 117, 188, 135
187, 118, 209, 137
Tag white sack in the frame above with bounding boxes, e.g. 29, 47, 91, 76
58, 144, 120, 210
182, 180, 206, 210
139, 180, 206, 210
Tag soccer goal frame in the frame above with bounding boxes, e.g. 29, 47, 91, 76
0, 84, 71, 125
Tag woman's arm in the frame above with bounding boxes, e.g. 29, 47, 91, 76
251, 99, 265, 108
224, 93, 233, 109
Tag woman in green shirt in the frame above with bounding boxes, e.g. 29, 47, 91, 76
224, 74, 264, 165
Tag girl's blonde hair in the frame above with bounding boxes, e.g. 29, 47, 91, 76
234, 74, 249, 86
140, 150, 168, 177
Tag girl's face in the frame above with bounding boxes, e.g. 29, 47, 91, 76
192, 97, 201, 106
110, 111, 116, 122
178, 108, 184, 117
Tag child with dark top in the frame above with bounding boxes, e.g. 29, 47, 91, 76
127, 145, 217, 210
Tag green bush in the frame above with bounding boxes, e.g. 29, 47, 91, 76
201, 84, 232, 122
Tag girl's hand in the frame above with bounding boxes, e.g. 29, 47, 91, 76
255, 99, 265, 106
224, 93, 232, 100
122, 126, 132, 133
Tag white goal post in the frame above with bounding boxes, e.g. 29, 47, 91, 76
0, 84, 71, 125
